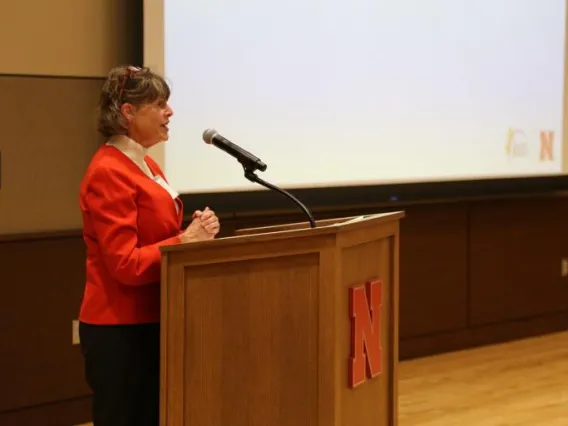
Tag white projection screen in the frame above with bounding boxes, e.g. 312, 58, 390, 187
144, 0, 568, 196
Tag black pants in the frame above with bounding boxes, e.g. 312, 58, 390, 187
79, 322, 160, 426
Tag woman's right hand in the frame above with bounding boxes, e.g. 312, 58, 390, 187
178, 220, 209, 243
178, 207, 220, 243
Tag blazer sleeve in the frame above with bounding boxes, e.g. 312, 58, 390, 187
85, 165, 181, 286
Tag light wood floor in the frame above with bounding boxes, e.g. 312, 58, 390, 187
399, 331, 568, 425
78, 331, 568, 425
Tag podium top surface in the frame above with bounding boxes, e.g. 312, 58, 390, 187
160, 211, 404, 253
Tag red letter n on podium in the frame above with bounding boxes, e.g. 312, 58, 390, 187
348, 279, 382, 389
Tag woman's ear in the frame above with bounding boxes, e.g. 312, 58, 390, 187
120, 103, 136, 122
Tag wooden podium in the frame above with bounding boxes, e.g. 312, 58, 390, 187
159, 211, 403, 426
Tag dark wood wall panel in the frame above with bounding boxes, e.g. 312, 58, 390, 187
0, 234, 90, 417
0, 397, 91, 426
469, 197, 568, 326
398, 204, 468, 338
2, 194, 568, 424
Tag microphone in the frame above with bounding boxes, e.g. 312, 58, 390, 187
202, 128, 267, 173
201, 128, 317, 228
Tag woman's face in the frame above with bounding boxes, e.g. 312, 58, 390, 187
123, 99, 174, 148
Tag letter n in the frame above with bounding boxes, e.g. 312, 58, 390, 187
540, 131, 554, 161
348, 279, 382, 388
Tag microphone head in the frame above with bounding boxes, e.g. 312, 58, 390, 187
202, 128, 218, 144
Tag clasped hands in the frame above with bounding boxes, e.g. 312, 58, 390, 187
179, 206, 220, 243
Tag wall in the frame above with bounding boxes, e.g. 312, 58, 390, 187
397, 195, 568, 357
0, 0, 142, 235
0, 1, 142, 425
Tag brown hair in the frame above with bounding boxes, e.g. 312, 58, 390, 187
96, 65, 171, 139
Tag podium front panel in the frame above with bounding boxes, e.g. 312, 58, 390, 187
162, 252, 321, 426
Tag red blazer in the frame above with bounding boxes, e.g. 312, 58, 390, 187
78, 144, 183, 325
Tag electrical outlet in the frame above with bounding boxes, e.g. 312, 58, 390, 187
72, 320, 80, 345
561, 259, 568, 277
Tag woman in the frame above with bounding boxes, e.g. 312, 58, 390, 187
78, 65, 219, 426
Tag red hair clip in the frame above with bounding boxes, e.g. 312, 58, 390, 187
118, 66, 142, 102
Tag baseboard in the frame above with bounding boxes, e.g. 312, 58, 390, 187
0, 396, 91, 426
400, 311, 568, 360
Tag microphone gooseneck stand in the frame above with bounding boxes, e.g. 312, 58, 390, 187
243, 166, 317, 229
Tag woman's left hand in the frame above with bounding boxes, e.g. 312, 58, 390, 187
193, 207, 220, 237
